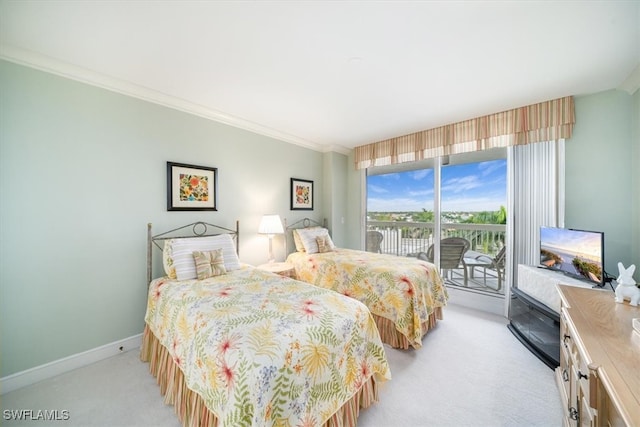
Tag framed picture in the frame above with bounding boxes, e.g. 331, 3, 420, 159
167, 162, 217, 211
290, 178, 313, 210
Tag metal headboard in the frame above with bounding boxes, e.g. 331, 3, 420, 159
146, 220, 239, 286
284, 217, 327, 255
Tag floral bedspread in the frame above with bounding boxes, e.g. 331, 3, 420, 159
145, 266, 391, 427
287, 249, 448, 349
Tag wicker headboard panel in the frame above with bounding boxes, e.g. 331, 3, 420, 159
146, 220, 239, 286
284, 217, 327, 255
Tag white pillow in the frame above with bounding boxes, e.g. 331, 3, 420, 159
292, 229, 305, 252
293, 227, 320, 252
171, 234, 240, 280
297, 227, 335, 254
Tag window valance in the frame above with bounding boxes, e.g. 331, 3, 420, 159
354, 96, 575, 169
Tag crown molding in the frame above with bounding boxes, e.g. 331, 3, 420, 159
0, 45, 334, 153
618, 63, 640, 95
324, 144, 352, 155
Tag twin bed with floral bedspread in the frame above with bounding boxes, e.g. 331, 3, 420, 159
141, 222, 391, 427
286, 219, 448, 350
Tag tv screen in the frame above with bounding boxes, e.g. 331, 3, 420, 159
539, 227, 604, 287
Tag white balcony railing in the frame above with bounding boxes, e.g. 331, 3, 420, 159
366, 220, 506, 258
366, 220, 507, 295
367, 221, 506, 295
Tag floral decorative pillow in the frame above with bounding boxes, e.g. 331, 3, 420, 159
193, 249, 226, 279
297, 227, 335, 254
162, 239, 177, 279
316, 235, 333, 253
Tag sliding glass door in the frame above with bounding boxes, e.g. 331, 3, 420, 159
366, 149, 507, 296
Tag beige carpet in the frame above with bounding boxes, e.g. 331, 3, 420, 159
1, 303, 561, 427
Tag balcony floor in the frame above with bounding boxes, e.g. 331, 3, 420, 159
441, 267, 504, 296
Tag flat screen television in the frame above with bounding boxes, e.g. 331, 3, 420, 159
539, 226, 604, 287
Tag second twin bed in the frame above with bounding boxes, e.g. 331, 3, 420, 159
286, 218, 448, 350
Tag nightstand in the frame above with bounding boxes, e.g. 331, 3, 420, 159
257, 262, 296, 279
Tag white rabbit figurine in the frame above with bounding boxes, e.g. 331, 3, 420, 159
614, 262, 639, 306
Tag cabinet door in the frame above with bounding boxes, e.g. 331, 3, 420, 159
599, 387, 626, 427
579, 394, 595, 427
556, 366, 571, 421
559, 316, 572, 414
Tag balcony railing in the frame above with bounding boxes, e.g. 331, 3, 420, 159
366, 220, 506, 258
366, 220, 507, 294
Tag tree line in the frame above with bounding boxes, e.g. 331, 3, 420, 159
370, 206, 507, 225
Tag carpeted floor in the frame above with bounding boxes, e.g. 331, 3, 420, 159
1, 304, 562, 427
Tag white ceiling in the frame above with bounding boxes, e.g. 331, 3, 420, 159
1, 1, 638, 154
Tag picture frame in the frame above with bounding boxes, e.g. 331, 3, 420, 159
167, 162, 218, 211
290, 178, 313, 210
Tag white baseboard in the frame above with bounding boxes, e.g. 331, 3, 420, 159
446, 286, 507, 317
0, 333, 142, 395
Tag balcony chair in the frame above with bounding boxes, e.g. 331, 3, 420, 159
465, 246, 506, 291
366, 230, 384, 253
418, 237, 470, 286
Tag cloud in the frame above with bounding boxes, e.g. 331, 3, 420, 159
367, 184, 388, 194
441, 195, 507, 212
378, 173, 401, 181
442, 175, 482, 193
412, 169, 431, 180
478, 160, 506, 177
368, 193, 506, 212
408, 189, 433, 197
368, 197, 432, 212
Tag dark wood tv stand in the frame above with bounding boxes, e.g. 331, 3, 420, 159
508, 287, 560, 368
508, 265, 596, 369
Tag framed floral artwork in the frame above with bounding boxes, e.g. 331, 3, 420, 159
167, 162, 217, 211
290, 178, 313, 210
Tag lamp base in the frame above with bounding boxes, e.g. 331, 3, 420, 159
268, 236, 275, 264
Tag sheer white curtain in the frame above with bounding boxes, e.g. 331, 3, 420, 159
505, 139, 565, 295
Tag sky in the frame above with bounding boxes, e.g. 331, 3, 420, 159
540, 227, 603, 259
367, 159, 507, 212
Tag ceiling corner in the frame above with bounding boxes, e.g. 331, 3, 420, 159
618, 63, 640, 95
322, 145, 352, 156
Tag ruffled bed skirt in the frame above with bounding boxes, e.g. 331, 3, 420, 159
140, 325, 381, 427
373, 306, 443, 349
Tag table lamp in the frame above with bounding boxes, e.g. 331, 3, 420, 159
258, 214, 284, 263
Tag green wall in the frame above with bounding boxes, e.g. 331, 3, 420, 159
566, 90, 638, 276
0, 60, 326, 377
323, 151, 348, 246
346, 151, 364, 249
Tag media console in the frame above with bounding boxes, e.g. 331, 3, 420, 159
508, 265, 595, 369
508, 287, 560, 368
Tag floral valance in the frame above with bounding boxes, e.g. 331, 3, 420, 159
354, 96, 575, 169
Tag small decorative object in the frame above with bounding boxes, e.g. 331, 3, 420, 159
614, 262, 639, 307
290, 178, 313, 210
167, 162, 217, 211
